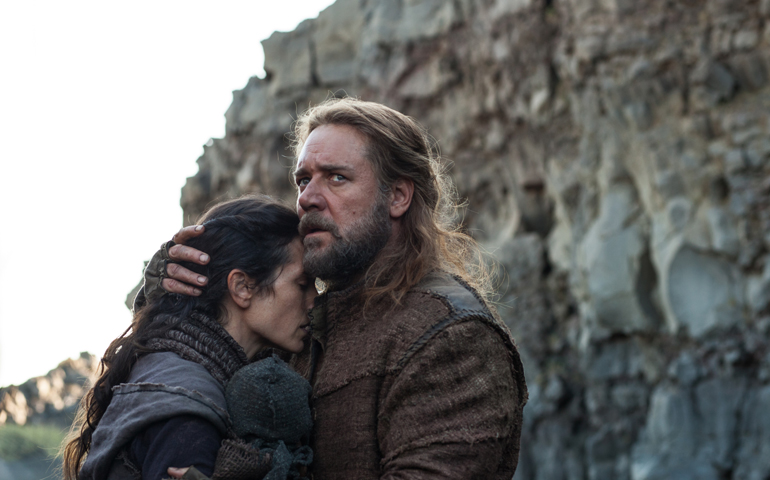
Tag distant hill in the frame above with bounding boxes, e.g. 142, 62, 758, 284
0, 352, 98, 479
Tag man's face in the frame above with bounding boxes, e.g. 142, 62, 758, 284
294, 124, 392, 282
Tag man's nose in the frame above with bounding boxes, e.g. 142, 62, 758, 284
306, 287, 318, 309
297, 179, 327, 213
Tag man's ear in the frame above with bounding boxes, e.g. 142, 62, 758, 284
227, 269, 255, 309
389, 178, 414, 219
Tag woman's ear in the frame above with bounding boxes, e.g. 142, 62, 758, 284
389, 177, 414, 219
227, 269, 254, 308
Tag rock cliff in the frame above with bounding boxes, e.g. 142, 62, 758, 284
180, 0, 770, 478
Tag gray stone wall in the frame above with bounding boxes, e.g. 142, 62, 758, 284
180, 1, 770, 478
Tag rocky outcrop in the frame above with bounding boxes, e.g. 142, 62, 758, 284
0, 354, 97, 480
180, 0, 770, 478
0, 352, 98, 428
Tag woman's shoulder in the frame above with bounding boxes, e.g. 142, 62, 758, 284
79, 353, 230, 480
127, 352, 225, 400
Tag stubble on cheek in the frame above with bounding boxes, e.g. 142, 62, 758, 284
302, 235, 323, 275
303, 233, 327, 255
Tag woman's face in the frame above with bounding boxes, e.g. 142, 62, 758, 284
243, 239, 317, 353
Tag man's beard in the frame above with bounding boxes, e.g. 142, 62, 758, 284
299, 195, 391, 286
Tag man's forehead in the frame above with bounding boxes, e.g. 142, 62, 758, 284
293, 160, 355, 177
294, 125, 370, 175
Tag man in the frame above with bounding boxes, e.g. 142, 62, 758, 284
141, 98, 527, 479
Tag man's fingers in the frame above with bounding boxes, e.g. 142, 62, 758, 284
171, 225, 205, 245
168, 244, 210, 265
167, 467, 189, 479
162, 226, 210, 296
162, 278, 203, 296
167, 263, 208, 286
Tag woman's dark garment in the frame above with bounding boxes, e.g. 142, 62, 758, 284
79, 311, 249, 480
129, 414, 220, 479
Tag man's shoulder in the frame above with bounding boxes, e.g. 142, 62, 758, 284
396, 272, 528, 407
389, 273, 517, 368
407, 272, 492, 318
387, 272, 496, 334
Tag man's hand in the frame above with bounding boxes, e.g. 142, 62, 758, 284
167, 466, 211, 479
133, 225, 213, 311
163, 225, 210, 296
167, 467, 189, 478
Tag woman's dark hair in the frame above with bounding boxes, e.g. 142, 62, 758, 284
62, 195, 300, 480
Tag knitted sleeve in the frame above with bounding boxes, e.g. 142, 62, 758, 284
378, 319, 524, 479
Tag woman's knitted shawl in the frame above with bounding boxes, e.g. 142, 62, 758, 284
146, 311, 249, 386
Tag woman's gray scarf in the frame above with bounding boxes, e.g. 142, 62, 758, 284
146, 311, 249, 386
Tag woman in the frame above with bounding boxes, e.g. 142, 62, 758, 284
62, 195, 317, 480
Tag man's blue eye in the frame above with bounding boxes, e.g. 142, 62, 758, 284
297, 178, 309, 187
331, 174, 345, 181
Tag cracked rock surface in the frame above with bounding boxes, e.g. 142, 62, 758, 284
176, 0, 770, 478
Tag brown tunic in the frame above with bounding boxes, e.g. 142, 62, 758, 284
292, 273, 527, 479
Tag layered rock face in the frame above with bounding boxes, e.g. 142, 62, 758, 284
181, 0, 770, 478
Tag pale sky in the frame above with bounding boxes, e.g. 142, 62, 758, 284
0, 0, 336, 387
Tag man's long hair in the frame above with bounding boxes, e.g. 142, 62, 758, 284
292, 97, 492, 306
